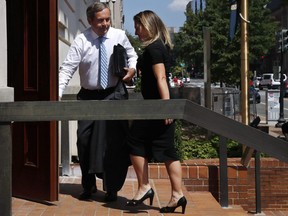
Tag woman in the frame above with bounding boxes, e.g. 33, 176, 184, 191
126, 10, 187, 214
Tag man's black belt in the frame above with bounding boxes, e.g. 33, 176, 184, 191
78, 87, 116, 100
81, 87, 115, 94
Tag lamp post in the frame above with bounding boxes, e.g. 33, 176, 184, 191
112, 0, 116, 28
275, 29, 288, 127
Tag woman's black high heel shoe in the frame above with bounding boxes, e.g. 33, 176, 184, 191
159, 196, 187, 214
126, 188, 154, 206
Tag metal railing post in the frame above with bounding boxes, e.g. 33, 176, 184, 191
219, 135, 228, 207
255, 150, 261, 214
0, 122, 12, 216
60, 120, 71, 176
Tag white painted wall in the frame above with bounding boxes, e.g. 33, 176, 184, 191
58, 0, 95, 94
0, 1, 13, 102
0, 1, 7, 88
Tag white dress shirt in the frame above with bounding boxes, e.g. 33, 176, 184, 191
59, 27, 138, 97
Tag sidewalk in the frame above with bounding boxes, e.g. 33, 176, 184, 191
267, 124, 284, 138
259, 119, 285, 138
12, 162, 288, 216
12, 174, 288, 216
12, 176, 250, 216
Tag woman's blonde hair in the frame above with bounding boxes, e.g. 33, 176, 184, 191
133, 10, 173, 49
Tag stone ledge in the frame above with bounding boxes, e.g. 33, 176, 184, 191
126, 158, 249, 180
0, 87, 14, 102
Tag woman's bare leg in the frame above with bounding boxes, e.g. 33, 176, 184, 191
130, 155, 151, 200
164, 160, 184, 206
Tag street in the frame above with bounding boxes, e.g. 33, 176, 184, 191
255, 90, 288, 122
185, 79, 288, 122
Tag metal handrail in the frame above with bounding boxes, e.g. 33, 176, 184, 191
1, 99, 288, 216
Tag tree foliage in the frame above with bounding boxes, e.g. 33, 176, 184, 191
174, 0, 279, 86
126, 31, 143, 56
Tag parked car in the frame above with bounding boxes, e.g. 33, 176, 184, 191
170, 76, 183, 88
182, 77, 191, 83
259, 73, 287, 90
249, 86, 261, 104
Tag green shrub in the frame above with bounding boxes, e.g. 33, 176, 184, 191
181, 139, 218, 159
134, 77, 141, 93
174, 120, 185, 160
175, 120, 243, 161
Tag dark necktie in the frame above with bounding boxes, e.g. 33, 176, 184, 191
99, 37, 108, 89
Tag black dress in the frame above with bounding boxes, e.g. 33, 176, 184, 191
127, 39, 179, 162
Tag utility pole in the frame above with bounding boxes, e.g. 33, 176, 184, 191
240, 0, 254, 166
240, 0, 249, 126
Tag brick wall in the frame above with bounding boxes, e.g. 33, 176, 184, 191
127, 158, 288, 211
247, 158, 288, 211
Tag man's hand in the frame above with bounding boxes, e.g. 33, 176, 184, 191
122, 67, 136, 82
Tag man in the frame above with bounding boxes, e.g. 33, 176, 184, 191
59, 2, 137, 202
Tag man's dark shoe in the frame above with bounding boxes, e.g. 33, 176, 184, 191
91, 185, 97, 193
78, 185, 97, 200
104, 191, 117, 202
79, 190, 92, 200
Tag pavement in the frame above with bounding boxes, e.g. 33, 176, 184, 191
12, 167, 288, 216
12, 170, 250, 216
259, 119, 285, 139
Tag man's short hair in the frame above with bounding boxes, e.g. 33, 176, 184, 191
86, 2, 110, 19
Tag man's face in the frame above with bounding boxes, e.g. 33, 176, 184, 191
88, 8, 111, 36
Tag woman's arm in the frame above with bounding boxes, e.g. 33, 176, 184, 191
152, 63, 169, 99
152, 63, 173, 125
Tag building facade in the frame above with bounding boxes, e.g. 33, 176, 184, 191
0, 1, 13, 103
